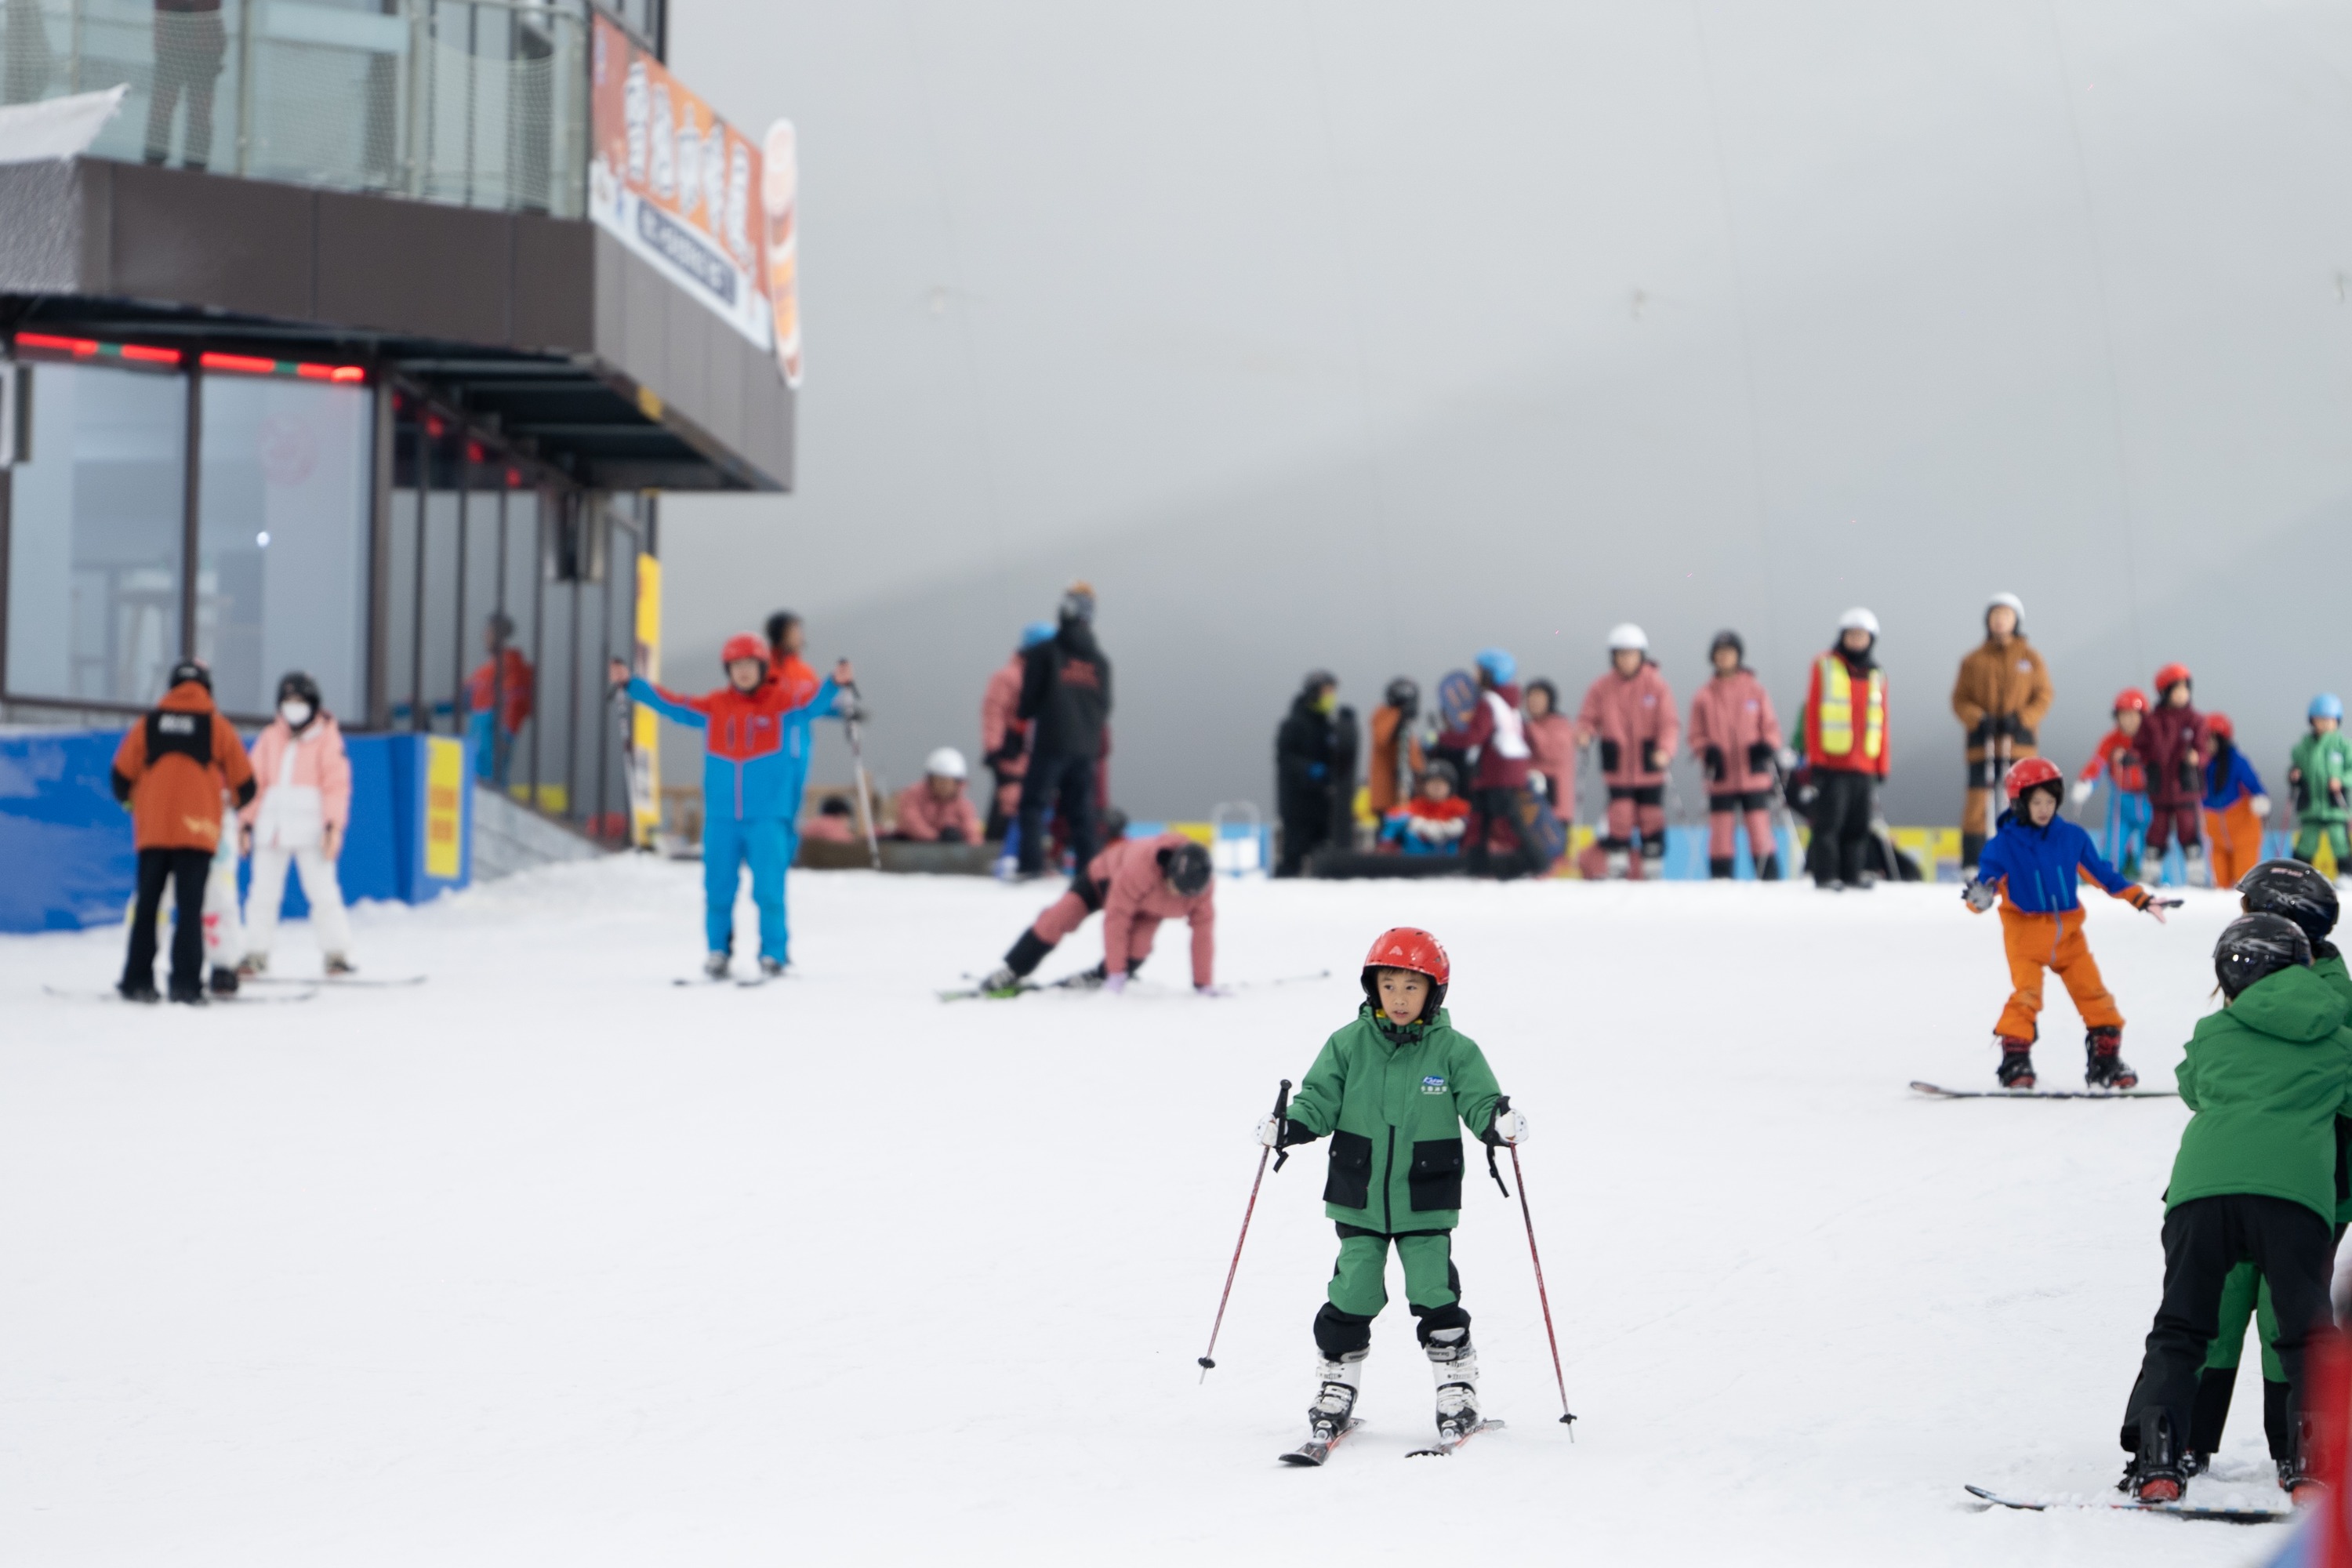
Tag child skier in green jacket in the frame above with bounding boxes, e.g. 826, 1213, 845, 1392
2187, 860, 2352, 1474
2289, 695, 2352, 875
1258, 927, 1527, 1457
2118, 909, 2352, 1503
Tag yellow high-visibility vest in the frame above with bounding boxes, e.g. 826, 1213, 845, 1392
1817, 656, 1885, 761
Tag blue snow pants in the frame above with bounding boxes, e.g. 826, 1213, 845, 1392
2102, 790, 2151, 877
704, 815, 792, 963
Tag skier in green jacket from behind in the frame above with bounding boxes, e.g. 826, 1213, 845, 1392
2117, 911, 2352, 1504
2187, 858, 2352, 1473
1258, 926, 1527, 1454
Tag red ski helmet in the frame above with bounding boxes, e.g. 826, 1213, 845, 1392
2112, 688, 2148, 715
2205, 713, 2234, 742
1361, 927, 1450, 1020
2003, 757, 2064, 802
2153, 662, 2193, 695
720, 633, 769, 670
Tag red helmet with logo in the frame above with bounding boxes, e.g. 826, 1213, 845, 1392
2205, 713, 2234, 741
1361, 927, 1450, 1020
720, 633, 769, 670
2112, 688, 2148, 714
2154, 662, 2192, 695
2003, 756, 2064, 801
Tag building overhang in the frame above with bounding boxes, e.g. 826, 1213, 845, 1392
0, 158, 792, 492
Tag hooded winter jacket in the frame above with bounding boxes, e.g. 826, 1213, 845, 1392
110, 680, 256, 851
1523, 710, 1577, 808
2168, 964, 2352, 1223
241, 712, 353, 849
1443, 684, 1532, 791
1576, 663, 1679, 788
628, 673, 838, 822
2201, 742, 2267, 811
981, 656, 1031, 777
466, 648, 534, 734
1287, 1004, 1505, 1233
1091, 830, 1216, 985
2289, 730, 2352, 825
1976, 808, 2140, 914
1951, 637, 2052, 759
1276, 691, 1344, 799
1018, 619, 1112, 760
890, 781, 982, 843
2139, 702, 2205, 808
2078, 728, 2149, 797
1687, 670, 1783, 794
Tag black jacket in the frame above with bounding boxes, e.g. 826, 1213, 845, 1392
1018, 619, 1112, 759
1276, 693, 1343, 802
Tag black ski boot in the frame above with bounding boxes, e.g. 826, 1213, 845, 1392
2085, 1027, 2138, 1090
209, 966, 240, 997
118, 978, 161, 1004
1996, 1036, 2037, 1090
2281, 1414, 2321, 1503
1708, 856, 1736, 880
1757, 851, 1782, 881
1306, 1352, 1364, 1446
2121, 1410, 2187, 1503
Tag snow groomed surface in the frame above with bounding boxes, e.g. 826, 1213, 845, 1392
0, 862, 2303, 1563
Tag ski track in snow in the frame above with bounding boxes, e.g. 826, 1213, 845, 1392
0, 862, 2303, 1563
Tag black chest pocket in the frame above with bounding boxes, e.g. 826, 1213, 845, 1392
147, 711, 212, 766
1599, 739, 1621, 773
1407, 1138, 1464, 1211
1323, 1131, 1373, 1210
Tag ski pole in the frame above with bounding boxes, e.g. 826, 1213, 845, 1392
1501, 1103, 1576, 1429
841, 680, 882, 870
1198, 1078, 1291, 1381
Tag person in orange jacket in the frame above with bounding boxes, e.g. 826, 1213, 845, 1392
2199, 715, 2274, 891
464, 613, 534, 785
111, 660, 257, 1003
1800, 609, 1890, 890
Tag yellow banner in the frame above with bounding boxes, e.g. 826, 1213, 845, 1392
423, 735, 464, 879
630, 554, 662, 847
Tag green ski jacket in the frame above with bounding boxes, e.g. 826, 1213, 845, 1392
2291, 731, 2352, 825
1287, 1004, 1505, 1233
2169, 965, 2352, 1223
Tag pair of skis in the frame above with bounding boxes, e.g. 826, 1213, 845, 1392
938, 968, 1333, 1004
1279, 1417, 1505, 1467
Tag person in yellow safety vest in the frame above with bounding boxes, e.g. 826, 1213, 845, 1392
1801, 608, 1889, 891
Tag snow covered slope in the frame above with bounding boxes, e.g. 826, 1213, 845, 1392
0, 864, 2300, 1563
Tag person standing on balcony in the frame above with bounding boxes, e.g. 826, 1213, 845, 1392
143, 0, 225, 172
465, 613, 534, 787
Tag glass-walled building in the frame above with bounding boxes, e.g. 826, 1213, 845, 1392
0, 0, 792, 849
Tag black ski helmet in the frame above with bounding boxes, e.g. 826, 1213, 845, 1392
1159, 840, 1212, 896
1422, 757, 1461, 793
2239, 859, 2340, 948
1384, 677, 1420, 717
1301, 670, 1338, 697
275, 671, 323, 731
1711, 630, 1744, 664
2214, 913, 2311, 1000
167, 659, 212, 692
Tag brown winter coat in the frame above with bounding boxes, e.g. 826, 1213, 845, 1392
1951, 637, 2053, 764
110, 681, 256, 851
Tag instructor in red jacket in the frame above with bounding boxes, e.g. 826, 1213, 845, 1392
1801, 609, 1889, 891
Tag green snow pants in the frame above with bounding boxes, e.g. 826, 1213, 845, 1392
2295, 822, 2351, 866
2191, 1261, 2289, 1461
1312, 1225, 1466, 1359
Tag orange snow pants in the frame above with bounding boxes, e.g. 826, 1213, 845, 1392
1997, 904, 2122, 1041
2203, 800, 2265, 890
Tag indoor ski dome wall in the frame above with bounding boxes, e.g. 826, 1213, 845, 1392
662, 0, 2352, 828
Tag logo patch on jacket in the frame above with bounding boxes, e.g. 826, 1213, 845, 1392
1421, 1075, 1447, 1094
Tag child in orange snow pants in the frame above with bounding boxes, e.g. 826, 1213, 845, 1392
1996, 905, 2123, 1041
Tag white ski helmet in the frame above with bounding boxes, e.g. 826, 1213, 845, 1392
1986, 591, 2024, 630
1606, 622, 1649, 653
925, 746, 968, 781
1838, 607, 1880, 637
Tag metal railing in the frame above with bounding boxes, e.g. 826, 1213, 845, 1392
2, 0, 589, 216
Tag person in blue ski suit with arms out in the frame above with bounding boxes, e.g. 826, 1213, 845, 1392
612, 634, 848, 978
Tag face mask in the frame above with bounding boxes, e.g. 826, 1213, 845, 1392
280, 700, 313, 728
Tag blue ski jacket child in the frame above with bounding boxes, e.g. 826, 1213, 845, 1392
626, 673, 839, 822
1977, 808, 2136, 914
2203, 745, 2267, 811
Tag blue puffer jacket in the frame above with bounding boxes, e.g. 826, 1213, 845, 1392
1978, 809, 2133, 913
2203, 742, 2267, 811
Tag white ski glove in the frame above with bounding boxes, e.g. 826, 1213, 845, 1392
1255, 1116, 1287, 1149
2252, 795, 2273, 819
1962, 880, 1999, 913
2070, 779, 2094, 806
1486, 1108, 1530, 1146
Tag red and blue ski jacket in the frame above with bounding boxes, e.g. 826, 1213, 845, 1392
628, 673, 838, 822
1979, 810, 2135, 913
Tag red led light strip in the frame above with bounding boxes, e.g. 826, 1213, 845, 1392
10, 333, 362, 384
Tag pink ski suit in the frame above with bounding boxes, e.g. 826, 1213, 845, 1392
891, 781, 983, 843
1686, 670, 1783, 865
1029, 830, 1215, 985
1524, 710, 1577, 814
980, 655, 1029, 829
1576, 662, 1679, 855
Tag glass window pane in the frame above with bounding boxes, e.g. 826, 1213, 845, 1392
5, 361, 187, 706
195, 373, 372, 718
